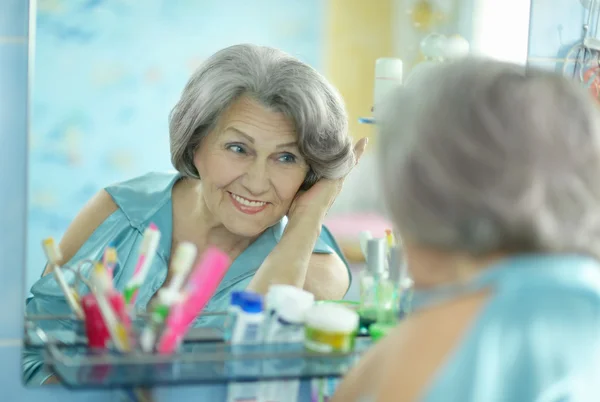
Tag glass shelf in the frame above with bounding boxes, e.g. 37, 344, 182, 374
24, 315, 224, 347
25, 314, 372, 389
44, 339, 371, 389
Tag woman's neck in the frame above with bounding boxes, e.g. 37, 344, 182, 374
404, 243, 506, 290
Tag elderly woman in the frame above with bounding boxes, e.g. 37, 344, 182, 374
24, 43, 366, 385
332, 59, 600, 401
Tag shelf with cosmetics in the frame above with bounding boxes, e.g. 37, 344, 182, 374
26, 311, 371, 389
29, 221, 411, 394
41, 334, 371, 388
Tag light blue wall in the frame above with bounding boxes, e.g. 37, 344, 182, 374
1, 2, 116, 399
0, 1, 97, 400
527, 0, 587, 71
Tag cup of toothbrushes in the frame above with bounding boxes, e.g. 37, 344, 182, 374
304, 303, 359, 354
81, 292, 129, 349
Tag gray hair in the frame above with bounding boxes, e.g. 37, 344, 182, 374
376, 58, 600, 258
169, 44, 354, 189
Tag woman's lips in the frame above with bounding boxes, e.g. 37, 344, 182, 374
228, 192, 269, 215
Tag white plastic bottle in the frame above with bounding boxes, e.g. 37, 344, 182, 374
263, 284, 298, 338
359, 238, 387, 328
223, 291, 244, 342
227, 292, 264, 402
261, 289, 315, 402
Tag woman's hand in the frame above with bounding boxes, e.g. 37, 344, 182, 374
288, 138, 369, 222
248, 137, 369, 295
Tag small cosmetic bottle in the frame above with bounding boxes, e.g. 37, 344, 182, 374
376, 245, 403, 325
358, 238, 387, 332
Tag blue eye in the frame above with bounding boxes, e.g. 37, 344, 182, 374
278, 153, 297, 164
227, 144, 246, 154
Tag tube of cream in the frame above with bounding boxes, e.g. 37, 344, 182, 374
156, 247, 231, 354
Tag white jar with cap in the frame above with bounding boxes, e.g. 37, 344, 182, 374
260, 288, 315, 402
304, 303, 359, 354
264, 286, 315, 343
263, 284, 314, 337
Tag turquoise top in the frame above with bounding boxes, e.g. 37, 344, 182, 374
410, 254, 600, 402
23, 172, 349, 385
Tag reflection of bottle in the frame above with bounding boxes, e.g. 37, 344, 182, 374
377, 245, 403, 325
373, 58, 403, 110
261, 290, 314, 402
359, 239, 386, 331
399, 277, 415, 320
227, 292, 264, 402
223, 291, 243, 342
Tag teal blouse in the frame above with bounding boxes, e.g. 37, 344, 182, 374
411, 254, 600, 401
23, 172, 349, 385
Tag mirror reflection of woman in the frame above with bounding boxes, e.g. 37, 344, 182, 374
333, 59, 600, 402
24, 44, 367, 385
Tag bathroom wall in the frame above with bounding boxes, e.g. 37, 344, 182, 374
1, 2, 113, 401
25, 0, 398, 288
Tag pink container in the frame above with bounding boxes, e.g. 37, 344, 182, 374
81, 292, 130, 349
156, 247, 231, 354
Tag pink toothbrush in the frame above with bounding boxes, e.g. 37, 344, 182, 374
156, 247, 231, 354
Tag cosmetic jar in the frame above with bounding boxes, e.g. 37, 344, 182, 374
304, 303, 359, 353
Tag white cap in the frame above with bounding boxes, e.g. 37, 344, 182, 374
304, 303, 359, 334
266, 284, 314, 311
374, 58, 403, 80
276, 291, 315, 323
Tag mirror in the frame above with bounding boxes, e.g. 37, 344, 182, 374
23, 0, 532, 388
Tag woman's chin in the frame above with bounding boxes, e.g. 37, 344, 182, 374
222, 217, 283, 239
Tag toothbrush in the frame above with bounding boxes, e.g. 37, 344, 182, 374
385, 229, 395, 249
41, 238, 84, 319
123, 223, 161, 305
359, 231, 373, 261
156, 247, 231, 354
102, 243, 118, 278
91, 263, 131, 352
140, 242, 197, 352
385, 229, 395, 270
163, 242, 198, 295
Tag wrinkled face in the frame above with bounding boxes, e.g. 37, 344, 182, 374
194, 96, 310, 237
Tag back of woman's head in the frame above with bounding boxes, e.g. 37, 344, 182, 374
377, 58, 600, 258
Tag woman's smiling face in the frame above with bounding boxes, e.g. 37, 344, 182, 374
194, 96, 310, 237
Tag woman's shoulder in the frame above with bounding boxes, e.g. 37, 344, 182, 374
104, 171, 181, 226
425, 256, 600, 401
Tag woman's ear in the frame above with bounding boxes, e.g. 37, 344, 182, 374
300, 169, 319, 191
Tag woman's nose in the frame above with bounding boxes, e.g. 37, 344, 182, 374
242, 160, 271, 195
